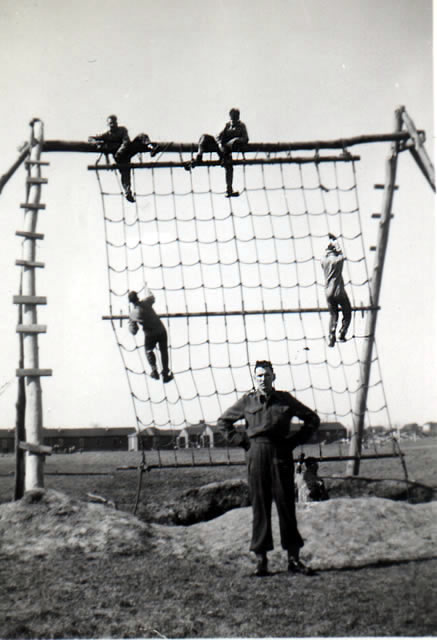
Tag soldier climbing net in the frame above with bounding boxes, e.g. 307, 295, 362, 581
91, 147, 391, 441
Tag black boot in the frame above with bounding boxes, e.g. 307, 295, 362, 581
254, 553, 269, 577
287, 555, 315, 576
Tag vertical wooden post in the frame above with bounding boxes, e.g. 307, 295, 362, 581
347, 108, 403, 476
14, 275, 26, 500
19, 119, 48, 491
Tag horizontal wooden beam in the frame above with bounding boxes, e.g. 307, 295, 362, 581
25, 160, 50, 167
374, 184, 399, 190
16, 324, 47, 334
89, 154, 360, 172
103, 305, 380, 321
19, 441, 52, 455
45, 471, 115, 476
13, 295, 47, 305
16, 230, 45, 240
43, 131, 416, 154
16, 368, 52, 376
26, 177, 48, 185
15, 259, 45, 268
118, 452, 403, 471
0, 143, 31, 194
20, 202, 46, 210
371, 213, 394, 219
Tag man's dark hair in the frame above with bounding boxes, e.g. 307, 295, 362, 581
128, 290, 139, 303
229, 108, 240, 118
254, 359, 274, 373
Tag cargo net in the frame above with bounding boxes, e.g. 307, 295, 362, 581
92, 150, 391, 450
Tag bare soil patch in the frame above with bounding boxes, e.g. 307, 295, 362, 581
2, 489, 435, 571
1, 441, 436, 638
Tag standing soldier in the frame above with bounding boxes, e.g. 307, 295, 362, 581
217, 360, 320, 576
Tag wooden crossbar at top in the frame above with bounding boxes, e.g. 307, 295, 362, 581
43, 130, 417, 154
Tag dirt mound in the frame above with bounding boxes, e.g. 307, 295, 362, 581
146, 476, 435, 526
150, 478, 250, 525
155, 497, 437, 572
325, 476, 435, 503
0, 489, 152, 558
1, 490, 435, 573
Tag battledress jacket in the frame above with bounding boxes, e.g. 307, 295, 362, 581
93, 125, 130, 153
321, 250, 346, 299
217, 389, 320, 451
216, 120, 249, 146
128, 290, 165, 335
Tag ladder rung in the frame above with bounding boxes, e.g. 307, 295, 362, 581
26, 177, 48, 185
16, 324, 47, 334
16, 368, 52, 377
374, 184, 399, 190
20, 203, 46, 210
25, 160, 50, 167
13, 295, 47, 305
15, 259, 45, 268
370, 246, 377, 251
16, 230, 45, 240
16, 324, 48, 334
371, 213, 394, 219
19, 441, 52, 455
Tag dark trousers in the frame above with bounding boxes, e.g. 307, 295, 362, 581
327, 291, 352, 338
144, 328, 169, 374
247, 439, 303, 554
114, 134, 152, 194
196, 134, 237, 193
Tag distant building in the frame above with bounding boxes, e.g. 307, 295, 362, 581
0, 428, 14, 454
177, 421, 226, 448
422, 421, 437, 436
291, 420, 347, 444
43, 427, 133, 452
400, 422, 421, 436
366, 425, 387, 436
201, 424, 227, 448
129, 427, 181, 451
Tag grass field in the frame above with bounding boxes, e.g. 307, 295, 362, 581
2, 437, 436, 510
0, 438, 436, 638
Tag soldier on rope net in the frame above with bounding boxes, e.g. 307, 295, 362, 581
128, 289, 174, 383
321, 233, 352, 347
185, 107, 249, 198
89, 115, 157, 203
217, 359, 320, 577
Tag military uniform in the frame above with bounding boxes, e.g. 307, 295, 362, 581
190, 117, 249, 196
128, 288, 171, 380
217, 389, 320, 554
321, 247, 352, 342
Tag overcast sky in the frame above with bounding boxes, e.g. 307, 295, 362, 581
0, 0, 434, 429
